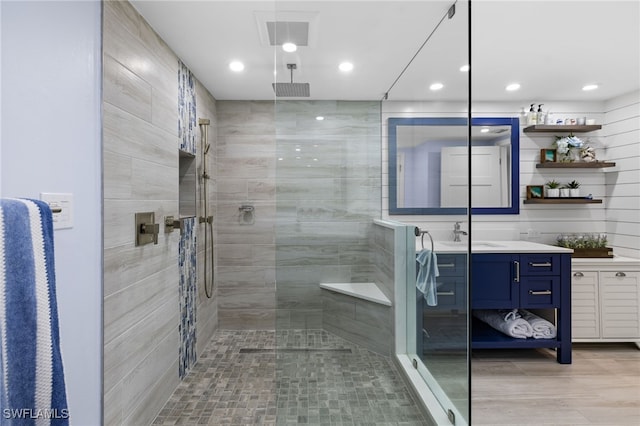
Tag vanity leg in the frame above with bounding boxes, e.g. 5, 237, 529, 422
557, 254, 572, 364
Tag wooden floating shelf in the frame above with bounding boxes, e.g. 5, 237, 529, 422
524, 198, 603, 204
536, 161, 616, 168
523, 124, 602, 133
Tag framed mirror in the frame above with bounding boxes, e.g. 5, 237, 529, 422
388, 117, 520, 215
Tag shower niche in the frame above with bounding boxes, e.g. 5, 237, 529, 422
179, 150, 197, 219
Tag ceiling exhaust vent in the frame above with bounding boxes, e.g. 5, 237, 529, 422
272, 64, 310, 97
266, 21, 309, 46
254, 11, 319, 48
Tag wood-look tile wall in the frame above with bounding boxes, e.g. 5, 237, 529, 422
214, 101, 382, 330
215, 101, 277, 329
103, 1, 217, 424
274, 101, 382, 330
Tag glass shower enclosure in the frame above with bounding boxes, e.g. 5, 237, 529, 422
272, 1, 470, 425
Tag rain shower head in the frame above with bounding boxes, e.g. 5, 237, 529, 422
272, 64, 310, 97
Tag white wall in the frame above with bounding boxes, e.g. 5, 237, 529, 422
0, 1, 102, 424
604, 90, 640, 258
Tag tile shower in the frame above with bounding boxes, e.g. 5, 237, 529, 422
104, 1, 427, 424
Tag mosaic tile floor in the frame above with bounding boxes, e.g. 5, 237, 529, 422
152, 330, 428, 425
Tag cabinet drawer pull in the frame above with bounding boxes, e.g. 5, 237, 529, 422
615, 272, 627, 277
529, 290, 552, 295
529, 262, 552, 267
437, 291, 455, 296
438, 263, 455, 268
573, 272, 584, 277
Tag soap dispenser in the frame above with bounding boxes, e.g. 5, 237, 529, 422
537, 104, 545, 126
527, 104, 537, 125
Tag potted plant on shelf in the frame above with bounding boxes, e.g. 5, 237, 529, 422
545, 179, 561, 197
567, 180, 581, 197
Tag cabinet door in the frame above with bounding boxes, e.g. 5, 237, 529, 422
472, 254, 519, 309
600, 272, 640, 339
571, 271, 600, 339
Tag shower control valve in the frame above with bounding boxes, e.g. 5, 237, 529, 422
135, 212, 159, 246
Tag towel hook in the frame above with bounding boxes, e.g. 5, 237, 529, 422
414, 227, 434, 252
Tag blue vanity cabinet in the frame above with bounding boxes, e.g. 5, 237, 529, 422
417, 253, 467, 357
471, 252, 572, 364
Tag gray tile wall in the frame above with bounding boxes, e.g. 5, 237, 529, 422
215, 101, 277, 329
275, 101, 382, 329
103, 1, 217, 424
214, 100, 382, 331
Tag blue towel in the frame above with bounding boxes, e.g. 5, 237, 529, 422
416, 249, 439, 306
0, 198, 69, 425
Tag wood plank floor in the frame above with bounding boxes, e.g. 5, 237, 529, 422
471, 343, 640, 425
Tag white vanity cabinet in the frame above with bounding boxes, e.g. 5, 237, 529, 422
571, 257, 640, 347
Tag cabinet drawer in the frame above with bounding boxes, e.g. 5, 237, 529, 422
520, 276, 560, 308
436, 254, 467, 277
520, 254, 561, 276
426, 276, 466, 310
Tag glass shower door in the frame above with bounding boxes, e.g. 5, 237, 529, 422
382, 1, 471, 424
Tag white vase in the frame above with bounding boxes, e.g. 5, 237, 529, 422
570, 188, 580, 197
560, 188, 570, 198
547, 188, 560, 198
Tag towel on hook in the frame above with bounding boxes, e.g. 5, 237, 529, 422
416, 249, 439, 306
519, 309, 557, 339
473, 309, 534, 339
0, 198, 69, 424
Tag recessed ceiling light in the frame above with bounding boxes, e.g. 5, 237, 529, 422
429, 82, 444, 91
459, 64, 470, 72
505, 83, 521, 91
582, 84, 599, 91
229, 61, 244, 72
339, 62, 354, 72
282, 42, 297, 53
316, 116, 325, 121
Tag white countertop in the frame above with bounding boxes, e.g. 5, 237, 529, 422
572, 255, 640, 267
417, 240, 574, 254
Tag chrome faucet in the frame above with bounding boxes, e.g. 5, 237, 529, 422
453, 221, 468, 242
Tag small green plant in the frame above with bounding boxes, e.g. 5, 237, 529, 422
545, 180, 560, 189
557, 233, 608, 249
567, 180, 581, 189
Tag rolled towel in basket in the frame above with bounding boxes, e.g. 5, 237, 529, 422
519, 309, 557, 339
473, 309, 533, 339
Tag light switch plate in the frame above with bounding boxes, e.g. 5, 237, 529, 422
40, 192, 73, 230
